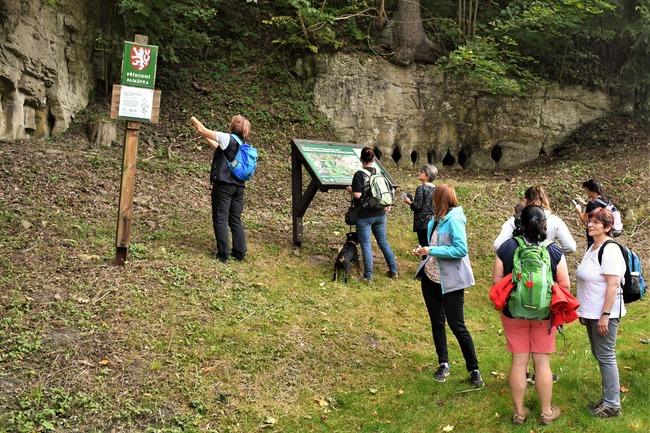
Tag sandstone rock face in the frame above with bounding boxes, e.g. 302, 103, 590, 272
0, 0, 96, 141
310, 53, 621, 169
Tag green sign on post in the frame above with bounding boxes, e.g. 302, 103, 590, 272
121, 42, 158, 89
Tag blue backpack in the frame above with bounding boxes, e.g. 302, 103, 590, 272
228, 134, 258, 181
598, 240, 646, 303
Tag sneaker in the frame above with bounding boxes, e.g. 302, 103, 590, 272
590, 404, 621, 418
540, 406, 561, 426
512, 407, 530, 425
387, 271, 399, 279
587, 399, 604, 410
470, 369, 485, 388
433, 364, 450, 382
362, 277, 373, 285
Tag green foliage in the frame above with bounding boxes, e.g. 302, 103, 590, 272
263, 0, 374, 52
438, 36, 545, 95
487, 0, 617, 85
620, 0, 650, 117
117, 0, 220, 63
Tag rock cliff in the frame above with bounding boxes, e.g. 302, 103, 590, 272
0, 0, 96, 141
308, 53, 627, 169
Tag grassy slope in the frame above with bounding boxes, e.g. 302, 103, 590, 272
1, 61, 649, 433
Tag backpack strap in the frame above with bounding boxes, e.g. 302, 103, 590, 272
597, 239, 619, 266
597, 239, 626, 314
594, 197, 609, 208
227, 133, 243, 163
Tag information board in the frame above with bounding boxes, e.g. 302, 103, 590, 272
292, 140, 396, 187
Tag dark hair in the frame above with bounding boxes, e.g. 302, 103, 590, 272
582, 179, 602, 195
520, 205, 547, 242
360, 147, 375, 164
512, 200, 526, 237
588, 207, 614, 236
421, 164, 438, 182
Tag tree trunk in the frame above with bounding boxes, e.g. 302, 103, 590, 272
87, 119, 118, 147
390, 0, 439, 66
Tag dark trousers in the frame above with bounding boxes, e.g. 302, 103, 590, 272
211, 182, 246, 260
421, 276, 479, 372
416, 229, 429, 247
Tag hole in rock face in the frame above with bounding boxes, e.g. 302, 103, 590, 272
539, 147, 546, 156
442, 150, 456, 167
47, 109, 55, 135
491, 144, 503, 163
391, 147, 402, 163
410, 151, 418, 165
458, 148, 471, 168
427, 150, 435, 164
373, 146, 382, 160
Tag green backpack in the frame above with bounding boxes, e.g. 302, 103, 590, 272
360, 169, 394, 209
508, 237, 553, 320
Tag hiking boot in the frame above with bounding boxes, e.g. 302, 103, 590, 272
590, 404, 621, 418
512, 407, 530, 425
433, 364, 450, 382
587, 399, 604, 410
362, 277, 373, 285
470, 369, 485, 388
387, 271, 399, 279
540, 406, 561, 426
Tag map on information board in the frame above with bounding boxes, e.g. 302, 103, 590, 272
293, 140, 395, 187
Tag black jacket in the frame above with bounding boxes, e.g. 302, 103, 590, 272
210, 134, 245, 186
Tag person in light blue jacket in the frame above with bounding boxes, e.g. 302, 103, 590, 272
413, 184, 483, 388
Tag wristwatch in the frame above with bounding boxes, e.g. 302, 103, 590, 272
601, 311, 610, 316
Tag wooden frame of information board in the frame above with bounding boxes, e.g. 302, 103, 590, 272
291, 139, 397, 247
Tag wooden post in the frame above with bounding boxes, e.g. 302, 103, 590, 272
115, 121, 141, 265
112, 34, 160, 265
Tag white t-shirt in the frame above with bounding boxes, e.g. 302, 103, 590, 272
215, 131, 231, 150
576, 242, 626, 319
493, 209, 577, 254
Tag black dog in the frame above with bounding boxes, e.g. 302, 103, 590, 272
333, 232, 361, 284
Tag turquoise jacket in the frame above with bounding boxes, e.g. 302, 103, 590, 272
425, 206, 475, 293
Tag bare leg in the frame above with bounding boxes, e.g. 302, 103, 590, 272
532, 352, 553, 414
510, 352, 529, 415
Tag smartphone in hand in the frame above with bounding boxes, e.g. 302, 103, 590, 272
402, 192, 408, 199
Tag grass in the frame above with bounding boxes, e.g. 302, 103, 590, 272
1, 64, 649, 432
1, 136, 648, 433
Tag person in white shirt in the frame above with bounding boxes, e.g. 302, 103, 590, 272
576, 207, 626, 418
493, 186, 576, 255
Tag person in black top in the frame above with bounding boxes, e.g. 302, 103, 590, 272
191, 115, 250, 263
403, 164, 437, 248
574, 179, 610, 248
346, 147, 398, 282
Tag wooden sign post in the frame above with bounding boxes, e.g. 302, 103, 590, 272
110, 34, 161, 265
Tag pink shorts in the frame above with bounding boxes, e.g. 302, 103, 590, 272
500, 313, 557, 354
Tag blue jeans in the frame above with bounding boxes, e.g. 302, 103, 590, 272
356, 214, 398, 279
585, 318, 621, 408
